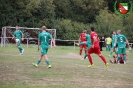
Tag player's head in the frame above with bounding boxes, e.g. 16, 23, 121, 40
42, 26, 47, 31
90, 26, 94, 32
15, 26, 19, 30
117, 30, 121, 34
83, 28, 87, 33
113, 31, 116, 35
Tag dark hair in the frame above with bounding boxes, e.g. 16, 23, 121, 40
84, 28, 87, 30
90, 26, 94, 31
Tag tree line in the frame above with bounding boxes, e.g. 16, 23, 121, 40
0, 0, 133, 42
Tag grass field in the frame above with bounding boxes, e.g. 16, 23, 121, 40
0, 45, 133, 88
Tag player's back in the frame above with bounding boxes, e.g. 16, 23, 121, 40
90, 32, 99, 46
39, 32, 52, 46
117, 34, 126, 48
80, 33, 86, 42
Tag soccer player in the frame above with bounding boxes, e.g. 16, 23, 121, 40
114, 30, 130, 64
79, 28, 87, 59
32, 26, 56, 68
79, 33, 92, 59
12, 26, 24, 55
105, 36, 112, 51
109, 31, 117, 57
87, 27, 109, 68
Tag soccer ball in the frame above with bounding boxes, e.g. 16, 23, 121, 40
15, 39, 20, 42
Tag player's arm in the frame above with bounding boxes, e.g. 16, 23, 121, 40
126, 39, 130, 48
38, 41, 40, 51
38, 34, 41, 51
12, 32, 15, 40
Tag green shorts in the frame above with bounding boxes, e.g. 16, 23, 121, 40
117, 47, 126, 54
40, 45, 48, 55
16, 41, 21, 47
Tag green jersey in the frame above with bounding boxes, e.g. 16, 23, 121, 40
86, 34, 92, 48
116, 34, 127, 48
38, 32, 52, 47
13, 30, 23, 41
112, 34, 117, 44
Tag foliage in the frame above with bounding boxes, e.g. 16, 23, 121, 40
0, 0, 133, 42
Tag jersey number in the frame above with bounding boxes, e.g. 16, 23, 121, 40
44, 36, 47, 42
120, 37, 123, 42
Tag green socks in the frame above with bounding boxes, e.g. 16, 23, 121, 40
45, 60, 50, 65
36, 60, 41, 65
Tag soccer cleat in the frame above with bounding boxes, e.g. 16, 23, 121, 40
47, 65, 51, 68
109, 60, 113, 63
88, 64, 94, 68
75, 43, 79, 46
105, 63, 109, 68
108, 55, 111, 57
22, 49, 24, 54
32, 63, 38, 67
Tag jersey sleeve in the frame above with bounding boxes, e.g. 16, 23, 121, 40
20, 30, 24, 36
38, 34, 41, 42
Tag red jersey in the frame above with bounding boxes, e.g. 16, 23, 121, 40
80, 33, 86, 42
90, 32, 99, 47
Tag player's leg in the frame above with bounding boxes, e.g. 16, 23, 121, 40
79, 45, 83, 59
43, 49, 51, 68
87, 48, 94, 67
83, 44, 87, 59
95, 47, 108, 68
117, 48, 122, 64
122, 48, 127, 64
33, 47, 44, 67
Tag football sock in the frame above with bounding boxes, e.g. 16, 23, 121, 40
110, 52, 112, 55
84, 54, 87, 59
123, 55, 126, 62
117, 55, 121, 61
36, 60, 41, 65
79, 50, 82, 55
99, 55, 107, 64
87, 55, 93, 65
19, 46, 23, 53
45, 60, 50, 65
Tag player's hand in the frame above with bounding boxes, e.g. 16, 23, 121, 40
53, 45, 56, 48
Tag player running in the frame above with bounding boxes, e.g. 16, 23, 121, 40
78, 28, 87, 59
32, 26, 56, 68
114, 30, 130, 64
87, 27, 109, 68
109, 31, 117, 57
12, 26, 24, 55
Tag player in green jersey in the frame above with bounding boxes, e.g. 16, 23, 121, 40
114, 30, 129, 64
109, 31, 117, 57
32, 26, 56, 68
12, 26, 24, 55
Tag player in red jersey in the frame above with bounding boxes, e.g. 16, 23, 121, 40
87, 27, 109, 68
79, 28, 87, 59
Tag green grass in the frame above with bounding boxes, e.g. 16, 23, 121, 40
0, 45, 133, 88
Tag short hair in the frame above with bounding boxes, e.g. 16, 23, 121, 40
42, 26, 47, 30
84, 28, 87, 30
90, 26, 94, 31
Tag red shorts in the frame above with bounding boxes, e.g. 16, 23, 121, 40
80, 44, 87, 49
88, 46, 101, 54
